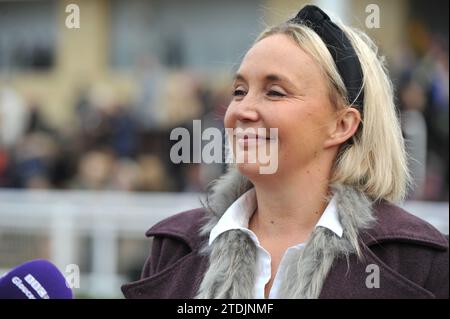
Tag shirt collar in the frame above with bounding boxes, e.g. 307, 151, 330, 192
209, 188, 343, 246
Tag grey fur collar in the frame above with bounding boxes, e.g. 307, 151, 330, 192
196, 167, 376, 299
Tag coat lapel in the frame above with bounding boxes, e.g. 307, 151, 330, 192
122, 252, 209, 299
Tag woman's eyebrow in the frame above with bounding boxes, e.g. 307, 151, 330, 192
233, 73, 297, 86
233, 73, 246, 83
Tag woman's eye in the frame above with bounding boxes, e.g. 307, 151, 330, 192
232, 89, 246, 97
267, 90, 285, 97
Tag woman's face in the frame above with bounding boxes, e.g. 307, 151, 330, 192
224, 33, 340, 179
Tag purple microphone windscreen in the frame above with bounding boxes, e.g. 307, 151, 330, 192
0, 259, 73, 299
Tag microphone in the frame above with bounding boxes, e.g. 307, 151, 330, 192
0, 259, 73, 299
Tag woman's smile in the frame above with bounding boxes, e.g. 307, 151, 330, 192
235, 131, 273, 148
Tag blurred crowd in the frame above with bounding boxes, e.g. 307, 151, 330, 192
0, 61, 229, 193
393, 27, 449, 201
0, 32, 448, 201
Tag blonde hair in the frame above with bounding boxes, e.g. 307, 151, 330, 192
256, 21, 411, 203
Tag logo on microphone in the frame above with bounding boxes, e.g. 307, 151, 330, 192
11, 276, 37, 299
24, 274, 49, 299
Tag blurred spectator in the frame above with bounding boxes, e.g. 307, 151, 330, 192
72, 149, 115, 190
394, 25, 449, 201
133, 54, 167, 130
137, 154, 174, 192
110, 104, 138, 159
0, 86, 28, 148
10, 132, 58, 189
0, 146, 8, 187
399, 75, 428, 199
111, 159, 141, 191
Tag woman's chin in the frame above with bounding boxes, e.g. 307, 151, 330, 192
236, 162, 276, 179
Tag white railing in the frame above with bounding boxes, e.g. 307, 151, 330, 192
0, 189, 202, 298
0, 189, 448, 298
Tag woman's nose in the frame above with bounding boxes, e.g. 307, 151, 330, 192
233, 97, 260, 122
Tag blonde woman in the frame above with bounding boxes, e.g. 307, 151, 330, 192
122, 5, 448, 299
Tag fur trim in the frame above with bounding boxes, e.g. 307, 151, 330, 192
196, 168, 376, 299
198, 166, 253, 240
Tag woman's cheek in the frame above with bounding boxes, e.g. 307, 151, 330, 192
223, 105, 234, 128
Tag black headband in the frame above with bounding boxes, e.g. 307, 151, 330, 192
289, 5, 364, 111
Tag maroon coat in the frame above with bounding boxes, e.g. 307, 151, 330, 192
121, 201, 449, 299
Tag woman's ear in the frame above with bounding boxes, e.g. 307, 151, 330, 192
323, 108, 361, 148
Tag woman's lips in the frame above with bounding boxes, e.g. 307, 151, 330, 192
235, 133, 273, 148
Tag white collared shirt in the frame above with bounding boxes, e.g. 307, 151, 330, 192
209, 188, 343, 299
